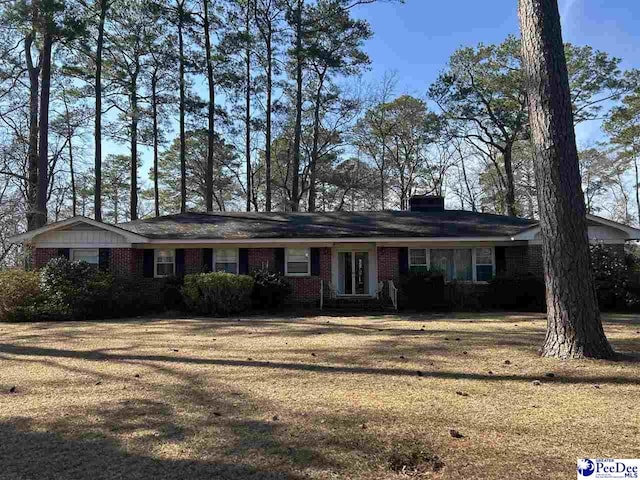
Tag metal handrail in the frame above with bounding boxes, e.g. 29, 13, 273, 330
388, 280, 398, 311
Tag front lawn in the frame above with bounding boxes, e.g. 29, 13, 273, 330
0, 313, 638, 479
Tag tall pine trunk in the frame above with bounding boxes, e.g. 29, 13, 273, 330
203, 0, 215, 213
25, 31, 40, 231
503, 144, 517, 216
518, 0, 614, 359
307, 71, 325, 212
129, 62, 140, 221
94, 0, 107, 222
151, 69, 160, 217
290, 0, 303, 212
264, 23, 273, 211
36, 32, 53, 228
178, 0, 187, 213
244, 0, 252, 212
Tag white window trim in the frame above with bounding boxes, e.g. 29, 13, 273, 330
154, 248, 176, 278
285, 247, 311, 277
409, 247, 495, 284
71, 248, 99, 264
409, 248, 430, 270
213, 248, 239, 274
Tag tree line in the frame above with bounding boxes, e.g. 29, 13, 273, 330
0, 0, 639, 265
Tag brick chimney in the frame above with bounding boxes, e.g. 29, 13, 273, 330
409, 195, 445, 212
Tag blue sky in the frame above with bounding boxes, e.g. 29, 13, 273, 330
124, 0, 639, 190
354, 0, 640, 144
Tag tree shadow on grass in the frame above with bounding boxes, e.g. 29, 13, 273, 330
1, 342, 638, 385
0, 417, 304, 480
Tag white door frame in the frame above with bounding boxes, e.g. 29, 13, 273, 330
331, 245, 377, 297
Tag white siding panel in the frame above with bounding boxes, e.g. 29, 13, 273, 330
533, 225, 627, 241
36, 229, 128, 246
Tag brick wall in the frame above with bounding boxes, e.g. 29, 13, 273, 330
377, 247, 400, 283
33, 248, 59, 269
287, 247, 331, 303
248, 248, 275, 271
110, 248, 140, 276
504, 246, 529, 276
185, 248, 203, 274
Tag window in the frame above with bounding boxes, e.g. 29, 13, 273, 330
155, 249, 175, 278
409, 248, 429, 272
286, 248, 310, 276
215, 248, 238, 274
422, 247, 495, 283
431, 249, 455, 281
71, 249, 99, 267
475, 248, 494, 282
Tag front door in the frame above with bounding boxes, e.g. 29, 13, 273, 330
338, 251, 369, 295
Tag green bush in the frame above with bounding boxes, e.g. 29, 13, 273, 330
251, 268, 291, 309
590, 244, 634, 310
39, 257, 113, 320
0, 270, 41, 322
399, 271, 446, 310
182, 272, 254, 315
484, 274, 546, 311
109, 276, 182, 316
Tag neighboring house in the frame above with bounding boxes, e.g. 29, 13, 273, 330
10, 196, 640, 307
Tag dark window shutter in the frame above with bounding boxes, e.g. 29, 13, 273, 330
175, 249, 185, 276
99, 248, 110, 272
399, 247, 409, 274
239, 248, 249, 275
202, 248, 213, 273
143, 250, 154, 278
58, 248, 70, 259
274, 248, 285, 274
310, 248, 321, 276
495, 246, 506, 276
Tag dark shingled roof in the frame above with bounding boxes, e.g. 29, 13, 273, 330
117, 210, 538, 240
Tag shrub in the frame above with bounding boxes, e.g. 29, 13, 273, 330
484, 274, 546, 312
446, 281, 483, 311
182, 272, 254, 316
0, 270, 41, 322
109, 276, 181, 316
590, 244, 634, 310
399, 271, 446, 310
39, 257, 114, 320
251, 268, 290, 309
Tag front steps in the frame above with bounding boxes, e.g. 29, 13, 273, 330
322, 296, 395, 312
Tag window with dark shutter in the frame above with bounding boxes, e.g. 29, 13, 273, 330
239, 249, 249, 275
98, 248, 110, 272
202, 248, 213, 272
398, 247, 409, 274
274, 248, 285, 275
175, 249, 185, 277
310, 248, 320, 276
143, 250, 155, 278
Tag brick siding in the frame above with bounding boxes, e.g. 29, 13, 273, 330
377, 247, 400, 283
33, 248, 60, 269
248, 248, 275, 271
185, 248, 203, 275
504, 246, 530, 277
110, 248, 140, 276
286, 247, 331, 303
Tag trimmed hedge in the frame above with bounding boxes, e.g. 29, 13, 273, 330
399, 271, 446, 310
251, 268, 291, 309
483, 274, 546, 312
0, 270, 41, 322
182, 272, 254, 315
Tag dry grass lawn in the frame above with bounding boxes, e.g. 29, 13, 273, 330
0, 312, 639, 479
